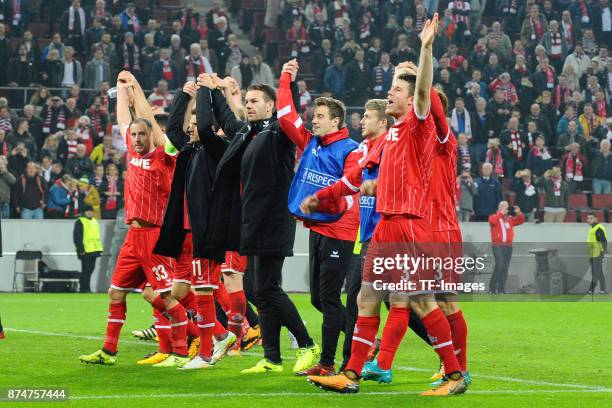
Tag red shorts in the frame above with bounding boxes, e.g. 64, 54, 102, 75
432, 229, 464, 290
221, 251, 247, 274
191, 258, 221, 289
362, 215, 435, 293
173, 233, 195, 284
111, 226, 173, 293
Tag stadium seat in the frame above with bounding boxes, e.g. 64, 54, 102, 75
564, 210, 578, 222
568, 194, 588, 209
591, 194, 612, 209
265, 29, 283, 43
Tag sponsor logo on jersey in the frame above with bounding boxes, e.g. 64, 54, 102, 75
386, 127, 399, 142
129, 157, 151, 170
301, 168, 338, 188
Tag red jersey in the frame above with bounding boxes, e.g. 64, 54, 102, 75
489, 211, 525, 245
123, 127, 175, 226
429, 90, 460, 232
374, 91, 438, 218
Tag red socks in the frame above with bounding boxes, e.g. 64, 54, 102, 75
228, 290, 246, 344
447, 310, 468, 372
153, 309, 173, 354
377, 307, 410, 370
166, 303, 188, 356
103, 302, 126, 354
345, 316, 380, 375
422, 308, 461, 375
179, 290, 197, 317
214, 284, 231, 314
212, 318, 227, 339
196, 294, 215, 359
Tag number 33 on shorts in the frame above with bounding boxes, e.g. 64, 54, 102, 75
152, 264, 171, 282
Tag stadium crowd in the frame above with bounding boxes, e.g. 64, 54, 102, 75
0, 0, 611, 223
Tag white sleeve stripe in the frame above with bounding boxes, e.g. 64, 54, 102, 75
414, 102, 431, 120
341, 176, 360, 192
345, 195, 354, 210
294, 116, 303, 129
277, 105, 291, 118
438, 128, 451, 144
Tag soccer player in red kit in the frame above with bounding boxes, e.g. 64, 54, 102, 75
308, 14, 467, 396
364, 83, 471, 388
79, 71, 191, 367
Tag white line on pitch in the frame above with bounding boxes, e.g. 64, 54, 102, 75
69, 389, 612, 400
7, 328, 612, 392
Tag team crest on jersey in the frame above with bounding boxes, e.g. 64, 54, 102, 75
129, 157, 151, 170
311, 144, 322, 156
386, 127, 399, 142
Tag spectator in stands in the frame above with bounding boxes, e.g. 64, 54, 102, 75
0, 106, 12, 134
42, 33, 66, 62
521, 4, 548, 54
49, 160, 65, 185
85, 18, 105, 52
592, 139, 612, 194
77, 177, 101, 219
8, 141, 30, 178
538, 166, 569, 222
308, 12, 334, 50
485, 137, 506, 179
311, 38, 334, 89
450, 97, 472, 138
151, 47, 179, 90
305, 1, 327, 25
7, 118, 37, 160
23, 105, 43, 151
489, 201, 524, 294
489, 72, 519, 106
89, 134, 114, 166
323, 54, 346, 98
541, 20, 568, 73
511, 169, 538, 222
93, 33, 117, 70
579, 103, 605, 142
147, 80, 173, 110
7, 43, 36, 93
525, 120, 543, 151
84, 48, 111, 90
41, 96, 69, 138
206, 0, 229, 30
195, 16, 209, 43
371, 52, 394, 98
109, 14, 127, 49
13, 161, 47, 220
65, 144, 93, 179
250, 54, 274, 87
533, 58, 558, 95
230, 54, 252, 89
582, 28, 599, 57
501, 116, 526, 178
0, 23, 10, 86
558, 120, 587, 154
456, 163, 478, 221
64, 129, 79, 160
287, 18, 309, 60
40, 155, 53, 184
564, 42, 591, 78
199, 39, 218, 73
557, 105, 582, 135
488, 88, 512, 136
527, 103, 552, 142
0, 130, 10, 157
347, 112, 361, 141
344, 48, 370, 106
0, 155, 15, 219
99, 162, 123, 219
60, 0, 87, 55
41, 49, 64, 87
390, 34, 416, 66
61, 47, 83, 88
603, 117, 612, 142
554, 75, 575, 109
560, 142, 588, 192
141, 18, 164, 47
47, 174, 74, 219
593, 0, 611, 45
90, 164, 105, 189
75, 116, 97, 154
4, 0, 28, 37
526, 135, 553, 176
208, 16, 231, 68
184, 43, 213, 83
120, 32, 143, 82
91, 0, 111, 26
593, 90, 609, 119
474, 162, 503, 221
297, 80, 312, 121
140, 33, 160, 89
224, 34, 243, 75
365, 37, 382, 68
40, 134, 63, 164
120, 2, 141, 34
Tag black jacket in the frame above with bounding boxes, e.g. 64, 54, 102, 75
202, 87, 299, 260
154, 88, 228, 259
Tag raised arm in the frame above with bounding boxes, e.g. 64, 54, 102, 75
116, 71, 133, 135
196, 75, 229, 161
165, 83, 194, 152
130, 74, 166, 148
199, 74, 245, 137
414, 13, 438, 118
277, 59, 313, 151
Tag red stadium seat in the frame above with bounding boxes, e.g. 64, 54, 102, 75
564, 210, 578, 222
265, 30, 283, 43
592, 194, 612, 209
568, 193, 588, 209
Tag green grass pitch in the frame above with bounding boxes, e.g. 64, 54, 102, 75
1, 293, 612, 407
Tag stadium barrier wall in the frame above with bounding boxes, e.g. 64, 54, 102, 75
1, 220, 610, 294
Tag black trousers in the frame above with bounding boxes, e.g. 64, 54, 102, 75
309, 231, 354, 367
590, 255, 606, 292
80, 256, 97, 293
490, 245, 513, 293
242, 261, 260, 327
251, 255, 313, 364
